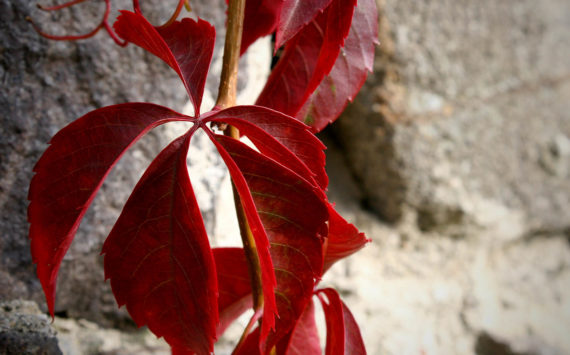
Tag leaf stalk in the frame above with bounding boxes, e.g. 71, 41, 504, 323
216, 0, 265, 328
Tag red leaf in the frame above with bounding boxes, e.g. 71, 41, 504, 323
169, 248, 253, 355
113, 11, 215, 115
28, 103, 188, 316
102, 130, 218, 353
297, 0, 378, 132
206, 105, 327, 189
211, 134, 328, 352
276, 299, 321, 355
305, 0, 357, 96
317, 288, 366, 355
237, 300, 321, 355
214, 248, 252, 337
323, 204, 369, 274
226, 0, 284, 55
275, 0, 333, 49
234, 327, 262, 355
256, 0, 356, 117
171, 347, 193, 355
206, 131, 278, 342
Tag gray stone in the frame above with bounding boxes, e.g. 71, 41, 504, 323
333, 0, 570, 236
0, 300, 62, 355
322, 0, 570, 354
53, 317, 170, 355
322, 179, 570, 354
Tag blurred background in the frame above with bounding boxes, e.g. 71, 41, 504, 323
1, 0, 569, 354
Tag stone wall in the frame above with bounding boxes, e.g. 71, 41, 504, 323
1, 0, 569, 354
324, 0, 570, 354
334, 0, 570, 235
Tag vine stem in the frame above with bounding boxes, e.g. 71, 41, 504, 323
216, 0, 245, 110
215, 0, 265, 338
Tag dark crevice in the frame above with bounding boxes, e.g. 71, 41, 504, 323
475, 333, 535, 355
53, 310, 68, 318
324, 1, 408, 224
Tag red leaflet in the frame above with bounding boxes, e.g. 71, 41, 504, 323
305, 0, 356, 97
211, 134, 328, 352
227, 0, 284, 55
206, 105, 328, 189
256, 0, 356, 117
237, 300, 321, 355
323, 204, 370, 273
275, 0, 333, 49
207, 132, 278, 341
256, 13, 321, 116
213, 248, 253, 337
234, 327, 262, 355
113, 11, 215, 115
317, 288, 366, 355
28, 103, 188, 316
171, 347, 193, 355
276, 300, 321, 355
102, 131, 218, 354
297, 0, 378, 132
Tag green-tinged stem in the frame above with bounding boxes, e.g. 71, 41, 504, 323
216, 0, 265, 321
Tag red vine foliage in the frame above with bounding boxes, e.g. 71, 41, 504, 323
28, 0, 378, 353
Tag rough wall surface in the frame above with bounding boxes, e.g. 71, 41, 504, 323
2, 0, 569, 354
326, 0, 570, 354
0, 300, 61, 355
334, 0, 570, 233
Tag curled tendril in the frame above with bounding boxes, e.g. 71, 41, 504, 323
36, 0, 89, 11
131, 0, 191, 28
28, 0, 127, 46
159, 0, 191, 28
29, 0, 192, 46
